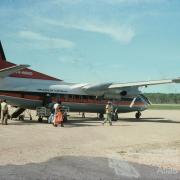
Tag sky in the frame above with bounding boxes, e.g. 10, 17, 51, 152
0, 0, 180, 93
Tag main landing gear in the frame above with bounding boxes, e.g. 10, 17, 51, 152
135, 111, 141, 119
112, 113, 118, 121
99, 113, 104, 120
98, 113, 119, 121
38, 116, 43, 122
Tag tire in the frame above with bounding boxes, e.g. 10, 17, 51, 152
38, 117, 43, 122
135, 112, 141, 119
99, 113, 104, 120
114, 113, 118, 121
19, 115, 24, 121
63, 114, 68, 122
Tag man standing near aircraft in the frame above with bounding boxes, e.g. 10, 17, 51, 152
103, 101, 113, 125
1, 99, 9, 125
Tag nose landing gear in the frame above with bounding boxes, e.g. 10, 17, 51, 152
112, 113, 118, 121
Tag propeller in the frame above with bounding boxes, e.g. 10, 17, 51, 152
129, 86, 147, 108
129, 96, 137, 108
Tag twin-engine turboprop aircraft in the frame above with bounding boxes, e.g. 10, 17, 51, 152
0, 41, 180, 120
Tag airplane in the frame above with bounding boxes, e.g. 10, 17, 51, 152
0, 41, 180, 121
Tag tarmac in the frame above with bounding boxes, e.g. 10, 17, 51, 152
0, 109, 180, 180
0, 156, 180, 180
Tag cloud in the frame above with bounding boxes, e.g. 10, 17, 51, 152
69, 22, 135, 43
58, 56, 82, 64
18, 30, 75, 49
0, 1, 136, 44
41, 19, 135, 43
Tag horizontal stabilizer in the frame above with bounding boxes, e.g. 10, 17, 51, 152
0, 64, 29, 78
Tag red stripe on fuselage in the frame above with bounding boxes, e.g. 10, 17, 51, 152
0, 92, 146, 107
0, 92, 42, 100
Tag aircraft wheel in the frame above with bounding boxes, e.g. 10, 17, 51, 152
38, 117, 43, 122
113, 113, 118, 121
19, 115, 24, 121
99, 113, 104, 120
63, 114, 68, 122
135, 111, 141, 119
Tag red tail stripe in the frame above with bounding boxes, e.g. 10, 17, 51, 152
0, 60, 61, 81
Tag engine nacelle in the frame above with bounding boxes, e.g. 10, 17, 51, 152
104, 88, 140, 99
120, 90, 127, 96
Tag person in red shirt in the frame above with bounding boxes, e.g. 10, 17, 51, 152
53, 106, 64, 127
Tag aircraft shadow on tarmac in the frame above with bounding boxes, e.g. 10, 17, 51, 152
65, 119, 134, 127
68, 116, 180, 125
61, 117, 135, 127
8, 118, 101, 127
118, 118, 180, 124
8, 118, 135, 127
8, 120, 43, 126
69, 116, 180, 124
64, 119, 101, 127
8, 116, 180, 126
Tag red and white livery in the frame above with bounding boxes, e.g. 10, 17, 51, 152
0, 41, 180, 120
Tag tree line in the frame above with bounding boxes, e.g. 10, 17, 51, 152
144, 93, 180, 104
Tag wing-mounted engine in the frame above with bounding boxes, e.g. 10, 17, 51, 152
82, 83, 141, 99
82, 82, 112, 96
103, 87, 141, 99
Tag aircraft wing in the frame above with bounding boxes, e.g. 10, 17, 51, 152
0, 64, 29, 78
109, 79, 180, 89
82, 78, 180, 94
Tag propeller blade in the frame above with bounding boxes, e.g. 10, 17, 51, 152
115, 108, 118, 113
130, 85, 147, 108
129, 97, 137, 108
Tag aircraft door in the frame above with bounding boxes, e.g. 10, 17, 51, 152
43, 93, 52, 106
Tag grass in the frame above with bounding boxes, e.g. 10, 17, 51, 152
149, 104, 180, 110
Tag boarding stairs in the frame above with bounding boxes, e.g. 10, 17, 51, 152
11, 108, 26, 119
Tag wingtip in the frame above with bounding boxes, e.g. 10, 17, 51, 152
172, 77, 180, 83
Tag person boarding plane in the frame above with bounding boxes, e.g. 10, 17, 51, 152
0, 41, 180, 121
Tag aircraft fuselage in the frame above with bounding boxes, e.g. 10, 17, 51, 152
0, 76, 148, 113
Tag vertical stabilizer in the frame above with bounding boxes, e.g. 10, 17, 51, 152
0, 41, 6, 61
0, 41, 61, 80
